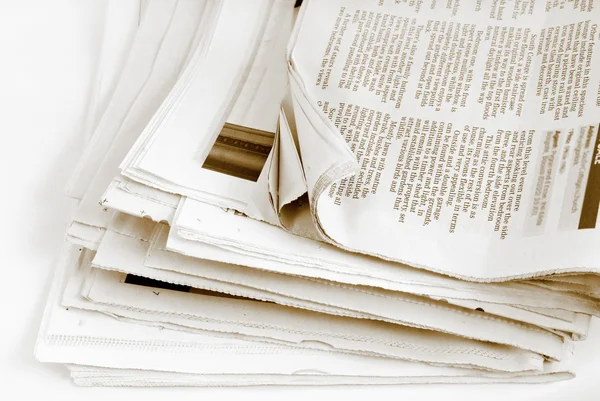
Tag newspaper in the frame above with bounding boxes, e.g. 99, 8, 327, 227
144, 224, 591, 340
65, 0, 175, 204
112, 0, 600, 287
170, 198, 600, 315
36, 0, 600, 388
89, 217, 567, 362
66, 0, 206, 249
36, 241, 573, 385
285, 0, 600, 280
119, 0, 292, 223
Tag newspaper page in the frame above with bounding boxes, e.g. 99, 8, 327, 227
289, 0, 600, 280
65, 0, 176, 203
68, 0, 206, 243
119, 0, 293, 223
93, 218, 567, 360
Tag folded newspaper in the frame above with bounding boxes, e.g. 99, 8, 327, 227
36, 0, 600, 386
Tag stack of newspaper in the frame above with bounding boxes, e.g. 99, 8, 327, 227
36, 0, 600, 387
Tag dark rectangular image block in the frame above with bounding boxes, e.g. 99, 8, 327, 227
578, 124, 600, 230
123, 274, 267, 302
124, 274, 191, 292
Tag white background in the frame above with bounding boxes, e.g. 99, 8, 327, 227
0, 1, 599, 399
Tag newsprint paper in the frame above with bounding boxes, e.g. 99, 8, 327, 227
34, 0, 600, 388
287, 0, 600, 281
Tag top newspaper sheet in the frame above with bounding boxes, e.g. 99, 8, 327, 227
94, 0, 600, 285
286, 0, 600, 280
